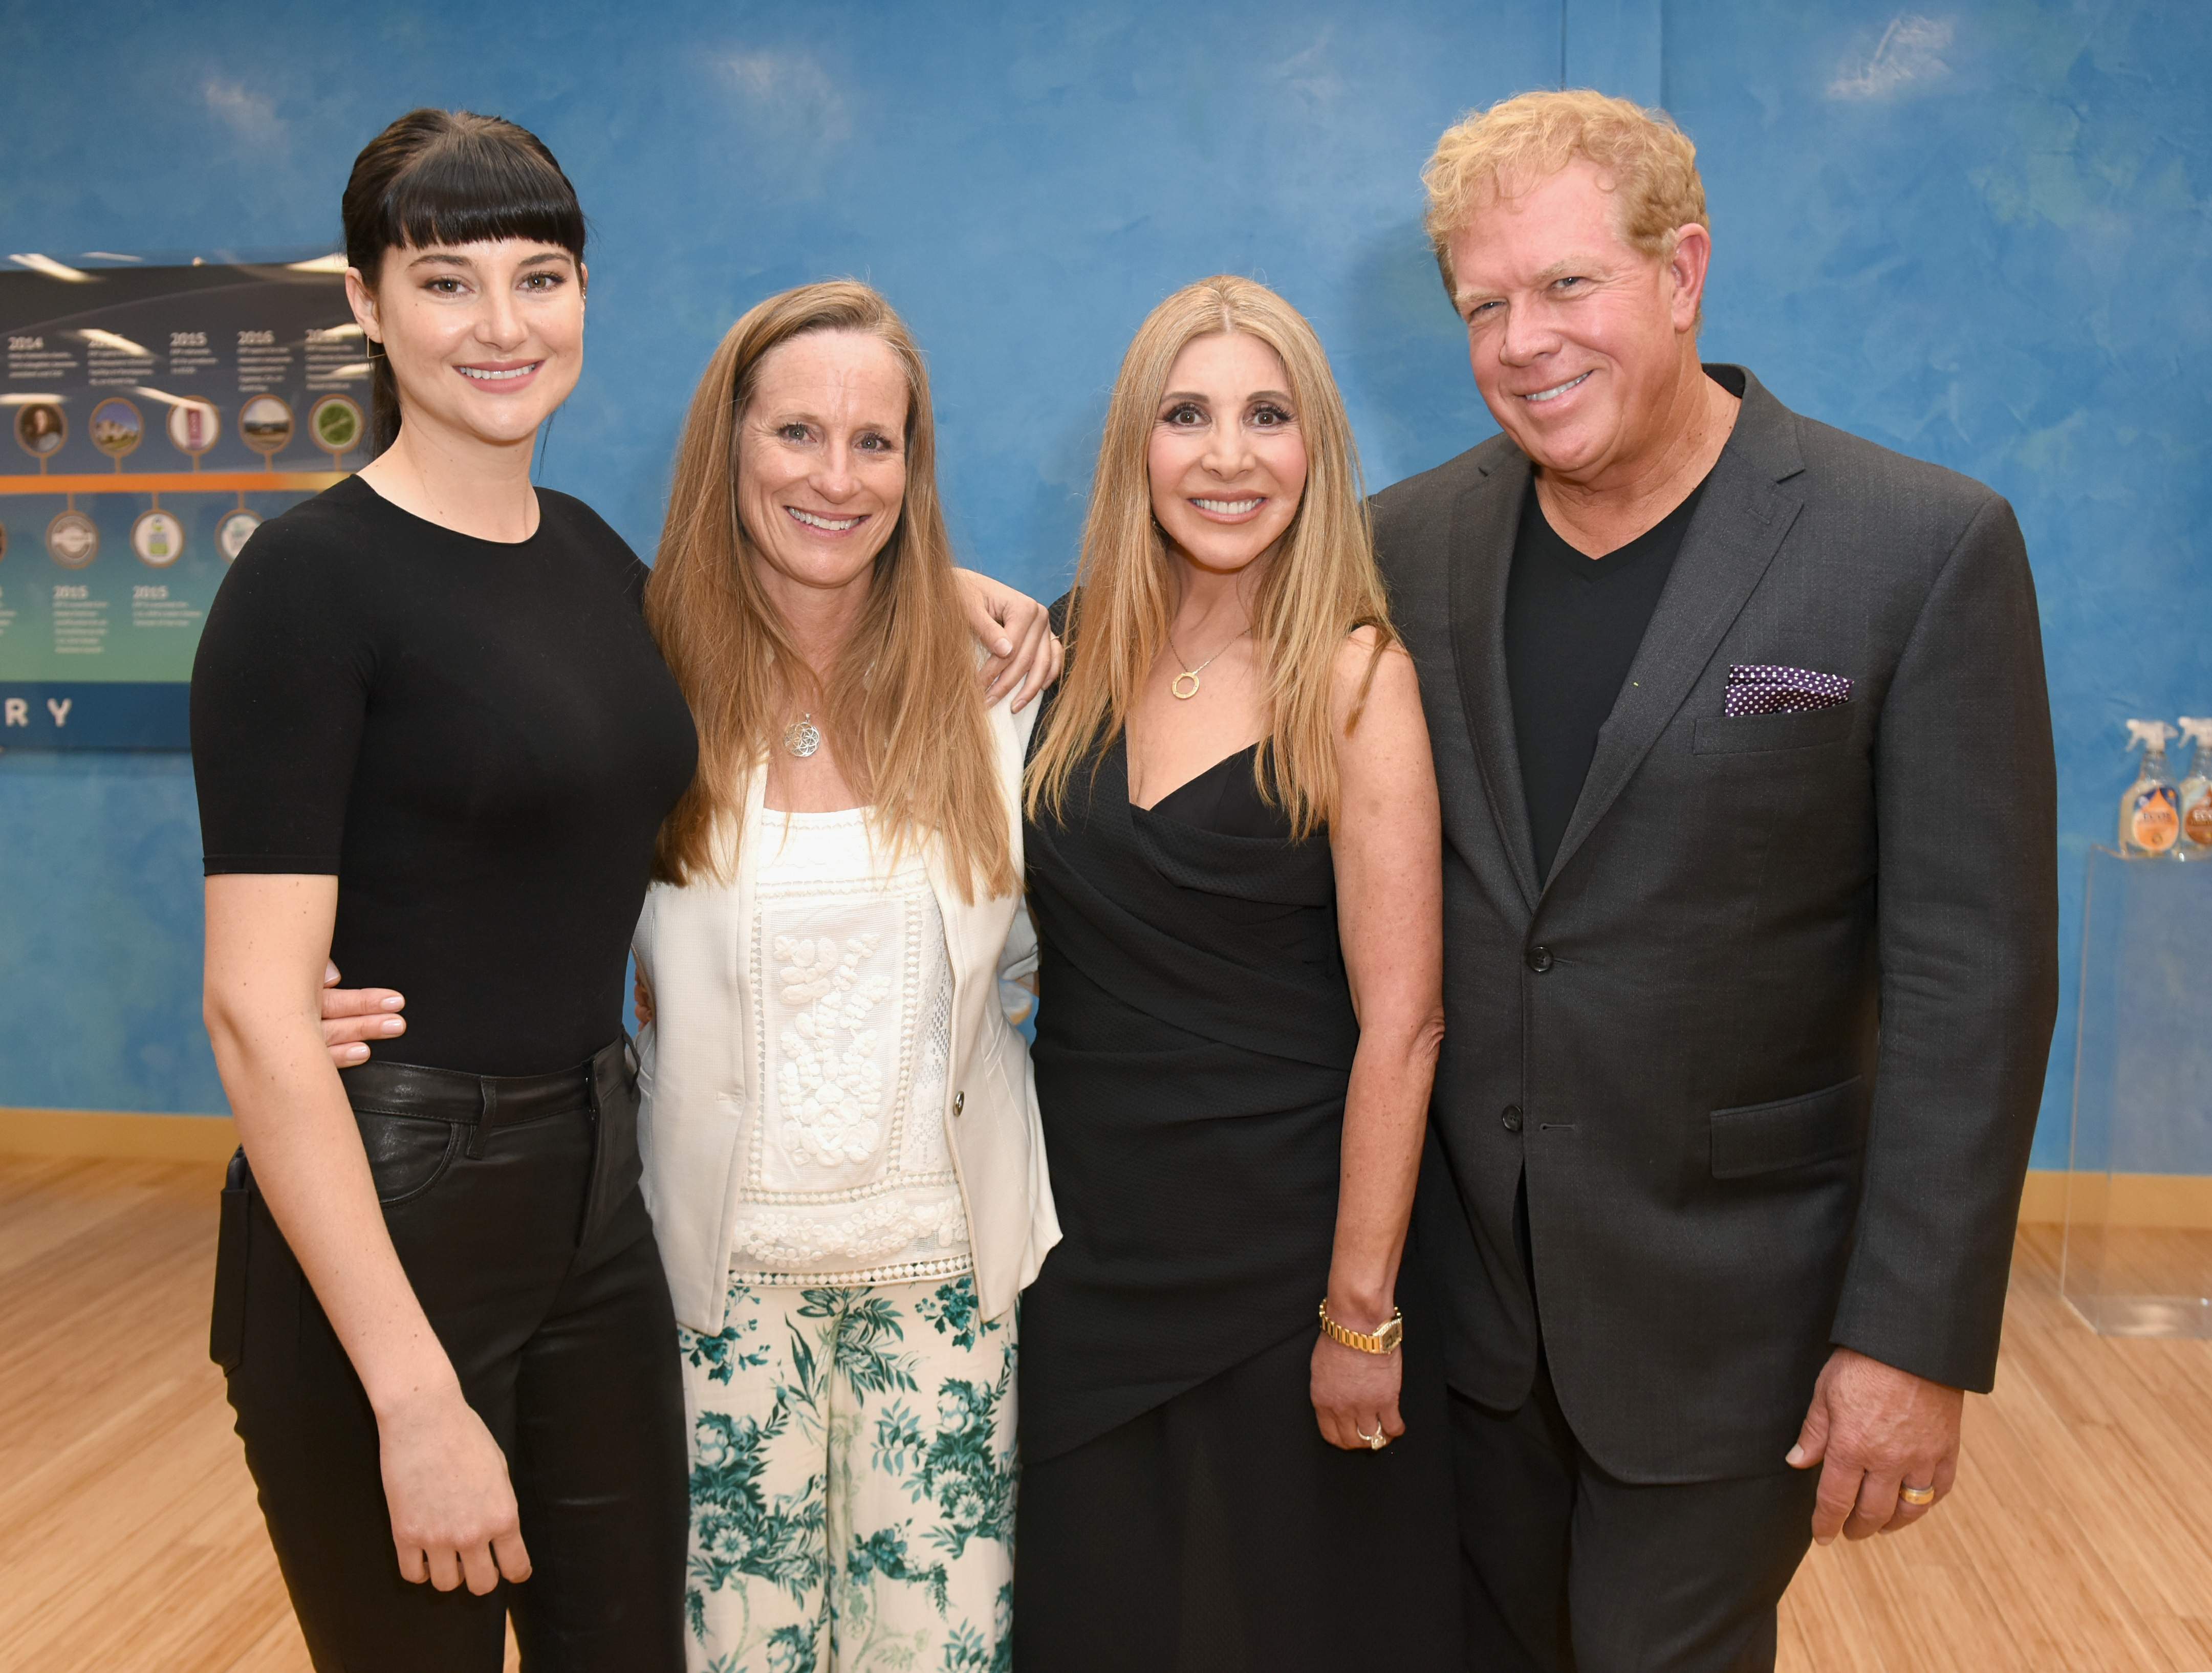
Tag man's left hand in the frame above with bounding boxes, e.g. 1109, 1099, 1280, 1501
1787, 1346, 1963, 1544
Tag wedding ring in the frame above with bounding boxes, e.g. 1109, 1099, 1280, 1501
1898, 1483, 1936, 1507
1357, 1425, 1386, 1451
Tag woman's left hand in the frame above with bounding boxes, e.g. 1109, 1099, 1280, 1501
1311, 1333, 1406, 1452
952, 568, 1062, 711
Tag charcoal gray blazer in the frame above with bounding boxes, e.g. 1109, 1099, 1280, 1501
1372, 366, 2059, 1484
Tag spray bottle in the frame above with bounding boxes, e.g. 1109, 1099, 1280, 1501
2120, 720, 2180, 857
2176, 718, 2212, 860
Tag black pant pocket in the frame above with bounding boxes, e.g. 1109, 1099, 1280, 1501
354, 1109, 464, 1205
578, 1042, 644, 1256
210, 1147, 252, 1374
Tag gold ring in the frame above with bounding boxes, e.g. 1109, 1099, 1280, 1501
1357, 1425, 1386, 1451
1899, 1483, 1936, 1507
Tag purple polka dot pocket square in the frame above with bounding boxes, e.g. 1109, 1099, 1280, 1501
1724, 664, 1853, 719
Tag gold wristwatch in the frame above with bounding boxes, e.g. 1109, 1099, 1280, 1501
1317, 1298, 1403, 1355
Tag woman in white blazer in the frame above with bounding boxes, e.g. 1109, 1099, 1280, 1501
633, 694, 1054, 1355
310, 276, 1059, 1672
625, 280, 1058, 1672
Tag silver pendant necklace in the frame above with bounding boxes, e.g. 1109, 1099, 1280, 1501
782, 712, 821, 757
1167, 625, 1250, 700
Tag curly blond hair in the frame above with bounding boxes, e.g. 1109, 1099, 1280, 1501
1422, 89, 1706, 293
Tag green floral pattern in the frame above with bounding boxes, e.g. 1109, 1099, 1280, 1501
679, 1274, 1016, 1672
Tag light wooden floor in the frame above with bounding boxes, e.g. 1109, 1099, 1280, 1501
1, 1157, 521, 1673
5, 1156, 2209, 1672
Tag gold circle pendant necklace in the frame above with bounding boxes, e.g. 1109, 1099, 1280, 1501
1168, 626, 1250, 700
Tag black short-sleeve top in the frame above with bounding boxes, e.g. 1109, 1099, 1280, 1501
190, 475, 698, 1076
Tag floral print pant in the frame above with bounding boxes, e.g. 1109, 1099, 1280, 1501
677, 1273, 1017, 1673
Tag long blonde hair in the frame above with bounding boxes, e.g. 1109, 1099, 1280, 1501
1027, 275, 1393, 838
645, 280, 1014, 900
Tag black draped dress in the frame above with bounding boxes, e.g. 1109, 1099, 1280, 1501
1011, 732, 1456, 1672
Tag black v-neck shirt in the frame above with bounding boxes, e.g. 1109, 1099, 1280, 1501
190, 475, 698, 1075
1504, 472, 1709, 883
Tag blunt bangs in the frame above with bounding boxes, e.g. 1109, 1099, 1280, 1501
367, 128, 587, 264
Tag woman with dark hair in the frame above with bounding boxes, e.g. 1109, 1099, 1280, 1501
192, 108, 694, 1671
192, 112, 1056, 1671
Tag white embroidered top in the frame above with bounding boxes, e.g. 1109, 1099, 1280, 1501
730, 809, 972, 1286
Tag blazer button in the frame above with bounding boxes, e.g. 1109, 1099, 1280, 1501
1526, 945, 1554, 974
952, 1090, 965, 1117
1502, 1105, 1524, 1134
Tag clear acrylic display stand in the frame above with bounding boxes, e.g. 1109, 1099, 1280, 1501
2061, 846, 2212, 1336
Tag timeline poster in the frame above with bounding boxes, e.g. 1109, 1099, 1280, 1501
1, 255, 363, 748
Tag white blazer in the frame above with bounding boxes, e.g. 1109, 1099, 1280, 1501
632, 696, 1059, 1334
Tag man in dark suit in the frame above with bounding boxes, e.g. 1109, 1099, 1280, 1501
1371, 91, 2058, 1671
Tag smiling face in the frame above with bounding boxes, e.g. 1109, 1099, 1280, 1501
1446, 159, 1709, 490
1146, 331, 1308, 579
735, 328, 909, 611
346, 239, 584, 450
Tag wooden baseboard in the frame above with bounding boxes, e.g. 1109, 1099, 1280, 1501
2016, 1172, 2073, 1223
0, 1107, 236, 1164
4, 1113, 2210, 1226
2018, 1169, 2212, 1230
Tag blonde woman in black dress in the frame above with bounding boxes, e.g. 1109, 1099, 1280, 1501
1015, 275, 1456, 1669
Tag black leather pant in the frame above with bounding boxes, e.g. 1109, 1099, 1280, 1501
212, 1040, 687, 1673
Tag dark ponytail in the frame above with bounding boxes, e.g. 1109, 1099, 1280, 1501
341, 109, 588, 455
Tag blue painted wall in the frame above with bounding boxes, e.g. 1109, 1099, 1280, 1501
3, 1, 2206, 1171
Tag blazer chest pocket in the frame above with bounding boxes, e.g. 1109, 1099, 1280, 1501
1710, 1076, 1868, 1179
1692, 704, 1853, 756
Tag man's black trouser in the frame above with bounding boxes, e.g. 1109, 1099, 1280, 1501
212, 1041, 687, 1673
1451, 1178, 1820, 1673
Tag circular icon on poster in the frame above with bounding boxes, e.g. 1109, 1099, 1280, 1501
89, 397, 143, 460
167, 398, 221, 457
239, 394, 293, 457
47, 510, 99, 570
216, 509, 262, 562
309, 394, 364, 455
15, 400, 67, 459
132, 508, 185, 568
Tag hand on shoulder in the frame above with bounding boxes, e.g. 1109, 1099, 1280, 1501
952, 568, 1062, 712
